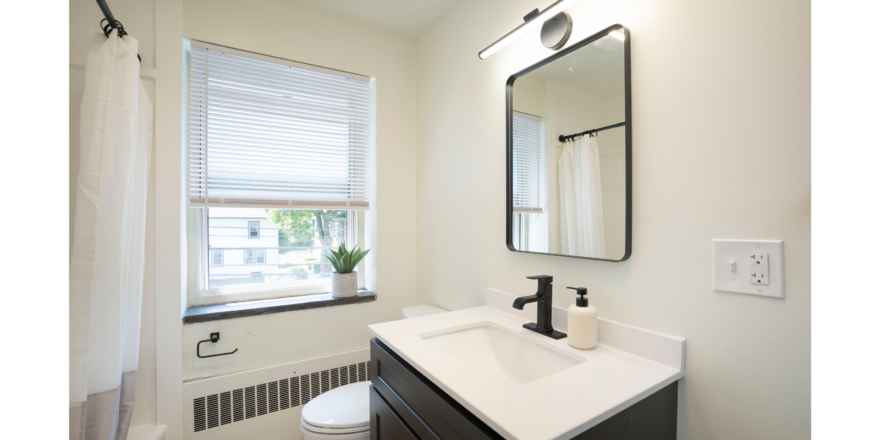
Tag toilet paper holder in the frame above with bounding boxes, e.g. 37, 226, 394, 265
197, 332, 239, 359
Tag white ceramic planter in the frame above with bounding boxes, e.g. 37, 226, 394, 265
331, 272, 358, 298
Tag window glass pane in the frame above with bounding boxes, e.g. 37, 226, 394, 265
248, 221, 260, 239
207, 207, 350, 290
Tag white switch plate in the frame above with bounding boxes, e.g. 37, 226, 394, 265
713, 239, 785, 298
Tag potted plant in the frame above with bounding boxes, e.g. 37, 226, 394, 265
323, 243, 371, 298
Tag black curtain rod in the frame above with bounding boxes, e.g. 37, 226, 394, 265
558, 121, 626, 143
96, 0, 141, 63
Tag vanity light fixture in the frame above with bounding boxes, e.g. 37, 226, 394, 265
478, 0, 580, 60
609, 30, 626, 41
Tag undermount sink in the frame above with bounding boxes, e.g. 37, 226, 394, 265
422, 323, 584, 388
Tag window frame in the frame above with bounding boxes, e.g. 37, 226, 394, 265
183, 40, 374, 308
190, 208, 365, 307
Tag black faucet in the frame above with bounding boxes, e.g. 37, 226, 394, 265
512, 275, 567, 340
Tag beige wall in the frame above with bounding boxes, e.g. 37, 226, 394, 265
180, 0, 419, 380
69, 0, 158, 427
511, 75, 547, 117
415, 1, 810, 440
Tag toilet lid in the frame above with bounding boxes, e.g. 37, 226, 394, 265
301, 381, 371, 429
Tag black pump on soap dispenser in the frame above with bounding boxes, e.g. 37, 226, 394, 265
569, 286, 589, 307
566, 286, 597, 349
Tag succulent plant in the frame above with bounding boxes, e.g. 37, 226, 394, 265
322, 243, 370, 274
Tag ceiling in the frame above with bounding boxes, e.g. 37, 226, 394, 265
286, 0, 459, 38
525, 36, 625, 98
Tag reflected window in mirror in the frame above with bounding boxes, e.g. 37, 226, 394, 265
512, 111, 549, 253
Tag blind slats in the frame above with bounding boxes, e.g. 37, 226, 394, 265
188, 44, 371, 209
512, 112, 544, 214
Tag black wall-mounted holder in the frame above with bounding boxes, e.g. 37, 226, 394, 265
197, 332, 238, 359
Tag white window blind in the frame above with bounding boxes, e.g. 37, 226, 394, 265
188, 41, 371, 209
512, 111, 544, 214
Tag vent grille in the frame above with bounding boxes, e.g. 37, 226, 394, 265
256, 383, 268, 416
220, 391, 231, 425
310, 372, 320, 400
340, 365, 349, 387
206, 394, 219, 429
331, 368, 340, 389
279, 379, 289, 410
193, 397, 206, 432
291, 376, 301, 407
268, 381, 279, 413
232, 389, 244, 422
245, 386, 256, 419
301, 374, 311, 405
193, 360, 371, 432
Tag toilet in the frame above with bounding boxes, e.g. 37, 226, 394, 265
299, 305, 447, 439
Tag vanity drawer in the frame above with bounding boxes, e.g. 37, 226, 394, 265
370, 385, 419, 440
370, 338, 503, 440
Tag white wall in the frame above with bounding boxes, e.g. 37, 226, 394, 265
69, 0, 158, 428
511, 75, 547, 117
598, 93, 627, 258
180, 0, 419, 380
416, 2, 809, 440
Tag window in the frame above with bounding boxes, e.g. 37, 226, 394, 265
203, 208, 355, 291
511, 111, 545, 214
188, 41, 371, 304
248, 221, 260, 239
211, 250, 223, 267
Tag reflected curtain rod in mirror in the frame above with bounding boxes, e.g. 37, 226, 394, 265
506, 24, 632, 262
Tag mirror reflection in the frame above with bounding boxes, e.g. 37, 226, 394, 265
510, 29, 628, 260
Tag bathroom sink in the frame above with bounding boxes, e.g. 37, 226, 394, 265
422, 323, 584, 388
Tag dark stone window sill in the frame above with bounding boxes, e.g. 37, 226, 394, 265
183, 290, 376, 324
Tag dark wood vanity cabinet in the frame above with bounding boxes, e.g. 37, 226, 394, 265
369, 338, 678, 440
370, 385, 419, 440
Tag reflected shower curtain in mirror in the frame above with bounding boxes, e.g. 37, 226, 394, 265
558, 135, 606, 258
70, 31, 152, 440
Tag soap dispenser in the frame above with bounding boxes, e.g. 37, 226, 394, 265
567, 287, 597, 349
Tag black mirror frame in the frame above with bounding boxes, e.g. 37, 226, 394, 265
506, 23, 632, 262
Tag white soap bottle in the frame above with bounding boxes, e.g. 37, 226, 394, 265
567, 287, 597, 349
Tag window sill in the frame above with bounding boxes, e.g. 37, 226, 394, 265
182, 290, 376, 324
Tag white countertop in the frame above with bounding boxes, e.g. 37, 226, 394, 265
368, 289, 685, 440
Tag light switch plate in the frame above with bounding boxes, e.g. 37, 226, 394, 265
713, 239, 785, 298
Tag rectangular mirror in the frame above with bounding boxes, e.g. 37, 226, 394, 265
506, 24, 631, 261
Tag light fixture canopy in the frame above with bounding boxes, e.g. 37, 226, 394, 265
478, 0, 580, 60
541, 12, 573, 49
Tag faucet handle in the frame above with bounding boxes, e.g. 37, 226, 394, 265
526, 275, 553, 284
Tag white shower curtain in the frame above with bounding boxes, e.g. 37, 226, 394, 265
70, 31, 152, 440
558, 135, 606, 258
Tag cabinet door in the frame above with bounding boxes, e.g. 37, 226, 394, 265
371, 385, 419, 440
